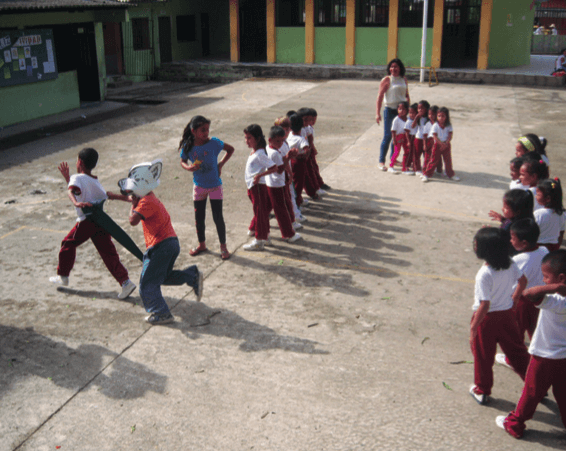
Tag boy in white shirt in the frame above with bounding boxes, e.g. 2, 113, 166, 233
496, 250, 566, 439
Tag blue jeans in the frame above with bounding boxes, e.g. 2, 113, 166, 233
139, 237, 199, 315
379, 107, 398, 164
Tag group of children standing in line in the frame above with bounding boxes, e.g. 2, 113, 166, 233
470, 133, 566, 438
384, 100, 460, 183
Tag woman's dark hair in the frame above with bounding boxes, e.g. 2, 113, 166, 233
510, 157, 523, 171
474, 227, 511, 270
503, 189, 534, 220
269, 125, 286, 140
178, 115, 210, 152
438, 107, 451, 126
537, 178, 565, 215
387, 58, 406, 77
243, 124, 267, 149
522, 158, 549, 181
289, 114, 303, 134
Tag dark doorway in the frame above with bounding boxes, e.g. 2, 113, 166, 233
103, 22, 124, 75
51, 23, 101, 101
239, 0, 267, 62
201, 13, 210, 57
441, 0, 482, 68
158, 17, 173, 63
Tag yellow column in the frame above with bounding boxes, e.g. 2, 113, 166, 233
305, 0, 315, 64
387, 0, 399, 62
477, 0, 493, 70
267, 0, 276, 63
431, 0, 444, 68
230, 0, 240, 62
345, 0, 356, 65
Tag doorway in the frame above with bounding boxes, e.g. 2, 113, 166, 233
201, 13, 210, 57
441, 0, 482, 68
158, 17, 173, 63
239, 0, 267, 62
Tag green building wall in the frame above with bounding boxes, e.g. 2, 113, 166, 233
355, 28, 389, 66
397, 28, 434, 68
314, 28, 346, 65
488, 0, 535, 68
276, 28, 305, 64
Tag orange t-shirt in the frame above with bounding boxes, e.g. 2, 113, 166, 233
134, 193, 176, 249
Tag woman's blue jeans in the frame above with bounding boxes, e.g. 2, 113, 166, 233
139, 237, 199, 315
379, 107, 398, 164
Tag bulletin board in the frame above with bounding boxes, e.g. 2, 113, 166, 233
0, 29, 58, 88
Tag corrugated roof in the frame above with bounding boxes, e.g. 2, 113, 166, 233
0, 0, 132, 11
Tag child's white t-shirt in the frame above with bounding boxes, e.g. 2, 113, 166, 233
265, 146, 286, 188
68, 173, 108, 222
391, 116, 407, 135
509, 180, 530, 191
404, 116, 418, 136
422, 121, 434, 139
245, 149, 275, 189
300, 126, 313, 140
279, 141, 290, 158
512, 247, 549, 289
287, 134, 308, 156
431, 123, 453, 142
415, 117, 428, 139
534, 208, 566, 243
529, 187, 544, 211
529, 293, 566, 359
474, 262, 523, 312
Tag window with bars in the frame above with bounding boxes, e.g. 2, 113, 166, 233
277, 0, 306, 26
132, 18, 150, 50
445, 0, 462, 24
358, 0, 389, 26
316, 0, 347, 26
399, 0, 435, 27
467, 0, 481, 24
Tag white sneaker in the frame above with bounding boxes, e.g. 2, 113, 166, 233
296, 214, 307, 222
421, 176, 429, 183
302, 199, 310, 206
316, 189, 327, 196
247, 230, 255, 237
387, 167, 399, 174
292, 221, 303, 230
379, 164, 387, 172
415, 171, 423, 176
469, 385, 488, 405
450, 175, 460, 181
286, 233, 302, 243
264, 236, 274, 246
402, 171, 415, 176
243, 239, 265, 251
495, 353, 513, 369
49, 275, 69, 286
495, 415, 506, 430
118, 280, 136, 299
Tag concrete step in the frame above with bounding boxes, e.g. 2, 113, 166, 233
106, 76, 134, 89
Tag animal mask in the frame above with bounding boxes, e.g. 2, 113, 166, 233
118, 159, 162, 197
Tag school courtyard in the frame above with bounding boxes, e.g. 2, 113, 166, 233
1, 78, 565, 450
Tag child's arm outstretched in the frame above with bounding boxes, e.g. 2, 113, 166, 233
106, 191, 132, 202
58, 162, 71, 184
218, 143, 235, 176
523, 282, 566, 302
488, 210, 504, 222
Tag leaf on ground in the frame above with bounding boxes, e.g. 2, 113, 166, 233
278, 260, 284, 265
381, 296, 390, 300
442, 381, 452, 391
421, 337, 430, 345
449, 360, 473, 365
131, 425, 136, 433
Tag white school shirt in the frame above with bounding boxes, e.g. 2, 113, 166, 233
265, 145, 286, 188
512, 247, 549, 289
245, 149, 275, 189
529, 187, 544, 212
404, 116, 418, 136
529, 293, 566, 359
474, 262, 523, 312
430, 123, 453, 142
415, 117, 428, 139
423, 121, 434, 139
300, 126, 313, 139
68, 173, 108, 222
509, 180, 530, 191
534, 208, 566, 244
391, 116, 407, 135
287, 133, 308, 156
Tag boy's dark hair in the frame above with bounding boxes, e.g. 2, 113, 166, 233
510, 218, 540, 245
409, 103, 418, 112
289, 114, 303, 134
537, 178, 564, 215
474, 227, 511, 270
510, 157, 523, 171
78, 148, 99, 170
398, 101, 409, 111
542, 250, 566, 277
386, 58, 406, 77
309, 108, 317, 117
286, 110, 297, 118
269, 126, 286, 140
503, 189, 534, 221
297, 108, 310, 118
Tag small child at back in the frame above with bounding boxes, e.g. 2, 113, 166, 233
496, 250, 566, 439
50, 147, 136, 300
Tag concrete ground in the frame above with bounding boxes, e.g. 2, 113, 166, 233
1, 79, 566, 451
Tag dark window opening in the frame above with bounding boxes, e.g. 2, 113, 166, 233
357, 0, 389, 27
399, 0, 435, 28
176, 15, 196, 41
277, 0, 306, 26
316, 0, 347, 26
132, 18, 150, 50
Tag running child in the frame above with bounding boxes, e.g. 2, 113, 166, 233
403, 103, 418, 175
179, 115, 235, 260
411, 100, 429, 174
469, 227, 530, 405
496, 250, 566, 439
50, 148, 136, 300
388, 101, 410, 174
119, 160, 203, 325
534, 178, 566, 251
421, 107, 459, 182
519, 158, 549, 211
243, 124, 278, 251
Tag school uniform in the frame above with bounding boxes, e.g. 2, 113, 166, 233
301, 125, 320, 198
534, 208, 566, 251
472, 262, 530, 396
509, 180, 530, 191
245, 149, 275, 241
266, 145, 296, 239
503, 292, 566, 438
389, 116, 409, 169
287, 133, 309, 208
410, 117, 426, 172
423, 123, 455, 178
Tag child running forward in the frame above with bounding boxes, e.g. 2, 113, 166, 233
496, 250, 566, 439
50, 147, 136, 300
469, 227, 530, 405
120, 160, 203, 325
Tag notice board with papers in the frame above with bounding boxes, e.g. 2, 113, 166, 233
0, 29, 58, 88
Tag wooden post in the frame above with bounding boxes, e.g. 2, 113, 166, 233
230, 0, 240, 62
477, 0, 493, 70
267, 0, 276, 63
345, 0, 356, 65
387, 0, 399, 62
431, 0, 444, 68
305, 0, 315, 63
